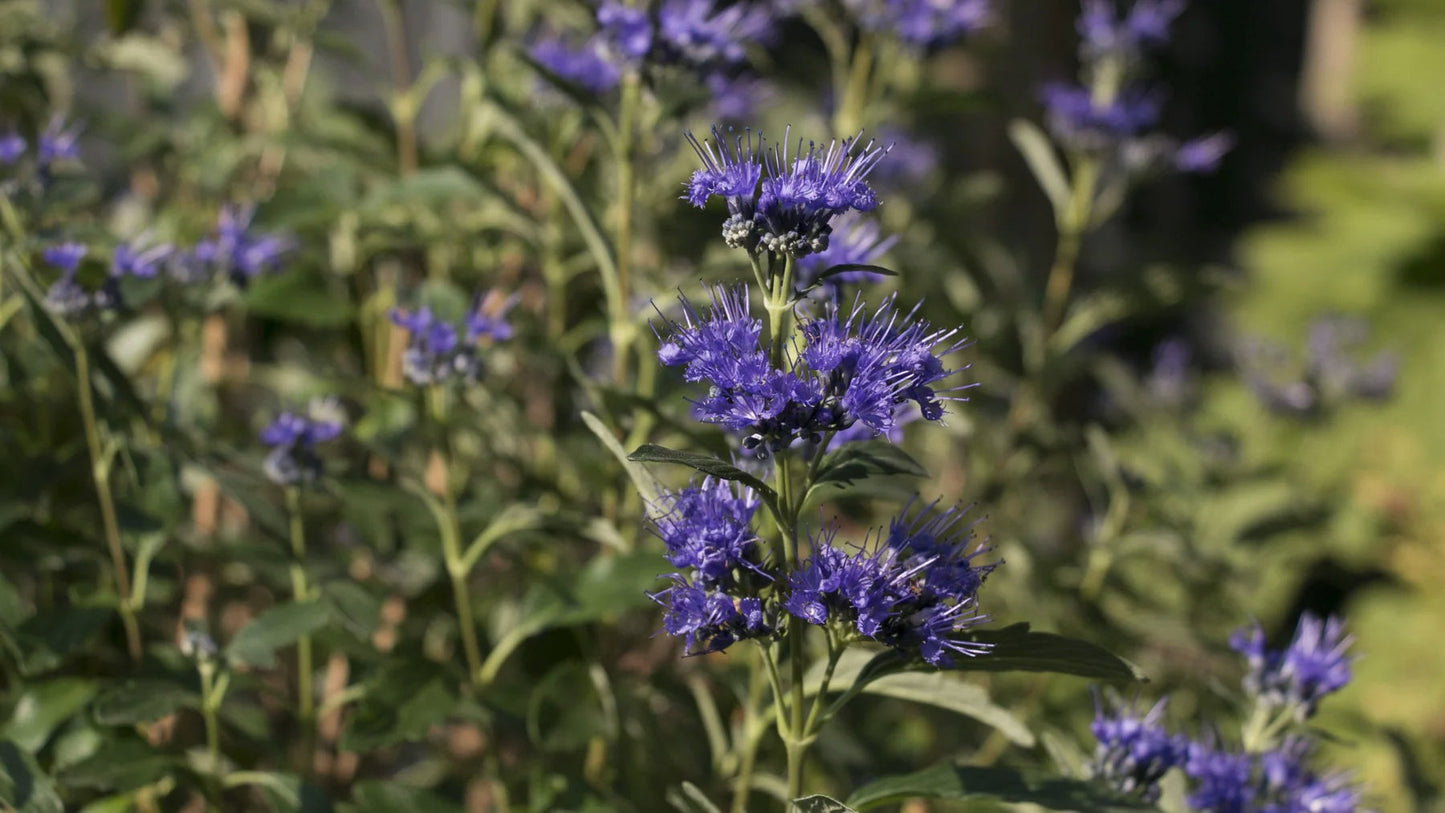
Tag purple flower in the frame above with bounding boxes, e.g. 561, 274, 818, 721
184, 204, 292, 287
705, 72, 771, 123
1259, 737, 1363, 813
1230, 613, 1354, 720
1184, 741, 1257, 813
654, 287, 969, 453
785, 505, 995, 667
42, 243, 87, 273
652, 578, 771, 655
112, 241, 174, 279
869, 127, 939, 192
842, 0, 991, 48
1147, 337, 1195, 407
0, 131, 24, 165
657, 0, 776, 68
1175, 132, 1234, 173
1040, 82, 1161, 149
1239, 316, 1396, 416
45, 275, 96, 318
1078, 0, 1183, 60
685, 127, 888, 257
529, 33, 624, 94
260, 397, 345, 486
391, 292, 514, 387
653, 479, 765, 588
597, 1, 654, 61
36, 116, 81, 169
1089, 696, 1187, 802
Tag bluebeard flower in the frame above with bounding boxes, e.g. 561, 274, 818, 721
685, 127, 888, 257
1146, 337, 1195, 407
654, 287, 969, 453
1040, 82, 1161, 150
260, 397, 345, 486
112, 240, 174, 279
42, 243, 87, 272
840, 0, 991, 48
785, 505, 995, 667
391, 291, 515, 387
1230, 613, 1353, 721
597, 1, 654, 61
653, 479, 765, 588
185, 204, 292, 288
1258, 737, 1363, 813
1184, 741, 1257, 813
1174, 132, 1234, 173
705, 72, 771, 123
657, 0, 776, 67
868, 127, 939, 193
1239, 316, 1396, 417
796, 213, 896, 294
1089, 696, 1187, 802
0, 131, 24, 165
652, 577, 771, 655
1077, 0, 1183, 61
36, 116, 81, 169
529, 33, 624, 94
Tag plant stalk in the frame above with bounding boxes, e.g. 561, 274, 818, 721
429, 386, 485, 688
285, 487, 316, 773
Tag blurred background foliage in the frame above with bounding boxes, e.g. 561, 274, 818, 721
0, 0, 1440, 810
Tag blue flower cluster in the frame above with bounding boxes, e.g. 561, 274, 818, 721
260, 398, 345, 486
0, 116, 82, 181
1239, 315, 1397, 417
390, 292, 516, 387
1089, 613, 1363, 811
1230, 613, 1354, 721
40, 205, 291, 319
685, 128, 888, 257
654, 287, 968, 454
650, 479, 774, 655
786, 505, 995, 666
1042, 0, 1230, 174
838, 0, 991, 48
529, 0, 777, 97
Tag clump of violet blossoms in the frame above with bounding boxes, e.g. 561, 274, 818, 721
1238, 315, 1397, 418
1041, 0, 1231, 175
1088, 612, 1365, 811
390, 292, 517, 387
260, 398, 345, 486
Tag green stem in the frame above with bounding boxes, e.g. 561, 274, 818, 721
285, 488, 316, 773
75, 343, 143, 662
377, 0, 417, 175
731, 651, 768, 813
1039, 156, 1098, 335
429, 387, 485, 689
198, 659, 225, 799
802, 632, 841, 736
834, 34, 875, 135
611, 71, 641, 386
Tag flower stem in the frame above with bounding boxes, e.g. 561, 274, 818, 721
429, 387, 485, 689
1039, 156, 1098, 335
611, 71, 641, 386
284, 487, 316, 774
198, 658, 226, 797
731, 652, 768, 813
75, 342, 143, 662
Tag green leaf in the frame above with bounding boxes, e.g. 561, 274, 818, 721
224, 601, 332, 669
244, 269, 355, 328
0, 740, 64, 813
341, 657, 459, 753
13, 606, 110, 676
56, 739, 176, 792
627, 444, 777, 506
792, 795, 859, 813
1008, 118, 1072, 219
322, 581, 383, 640
846, 763, 1155, 811
91, 679, 197, 726
223, 771, 332, 813
2, 679, 97, 752
957, 624, 1146, 682
581, 412, 663, 512
812, 263, 898, 282
352, 780, 463, 813
803, 441, 928, 509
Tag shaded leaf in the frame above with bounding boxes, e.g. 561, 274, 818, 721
957, 624, 1146, 682
352, 780, 463, 813
582, 412, 663, 513
341, 657, 459, 753
55, 739, 176, 792
244, 269, 355, 328
847, 763, 1155, 811
627, 444, 776, 506
0, 740, 63, 813
804, 441, 927, 509
13, 606, 109, 676
792, 795, 859, 813
91, 679, 197, 726
813, 264, 898, 282
224, 601, 331, 669
1008, 119, 1072, 218
2, 679, 97, 752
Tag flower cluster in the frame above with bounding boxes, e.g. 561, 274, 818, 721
685, 128, 888, 257
1088, 613, 1364, 811
786, 505, 995, 666
839, 0, 991, 48
0, 116, 82, 182
1042, 0, 1230, 174
1239, 315, 1397, 417
654, 287, 968, 454
1230, 612, 1354, 721
260, 398, 345, 486
530, 0, 777, 97
41, 205, 291, 320
390, 291, 516, 387
649, 479, 774, 655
